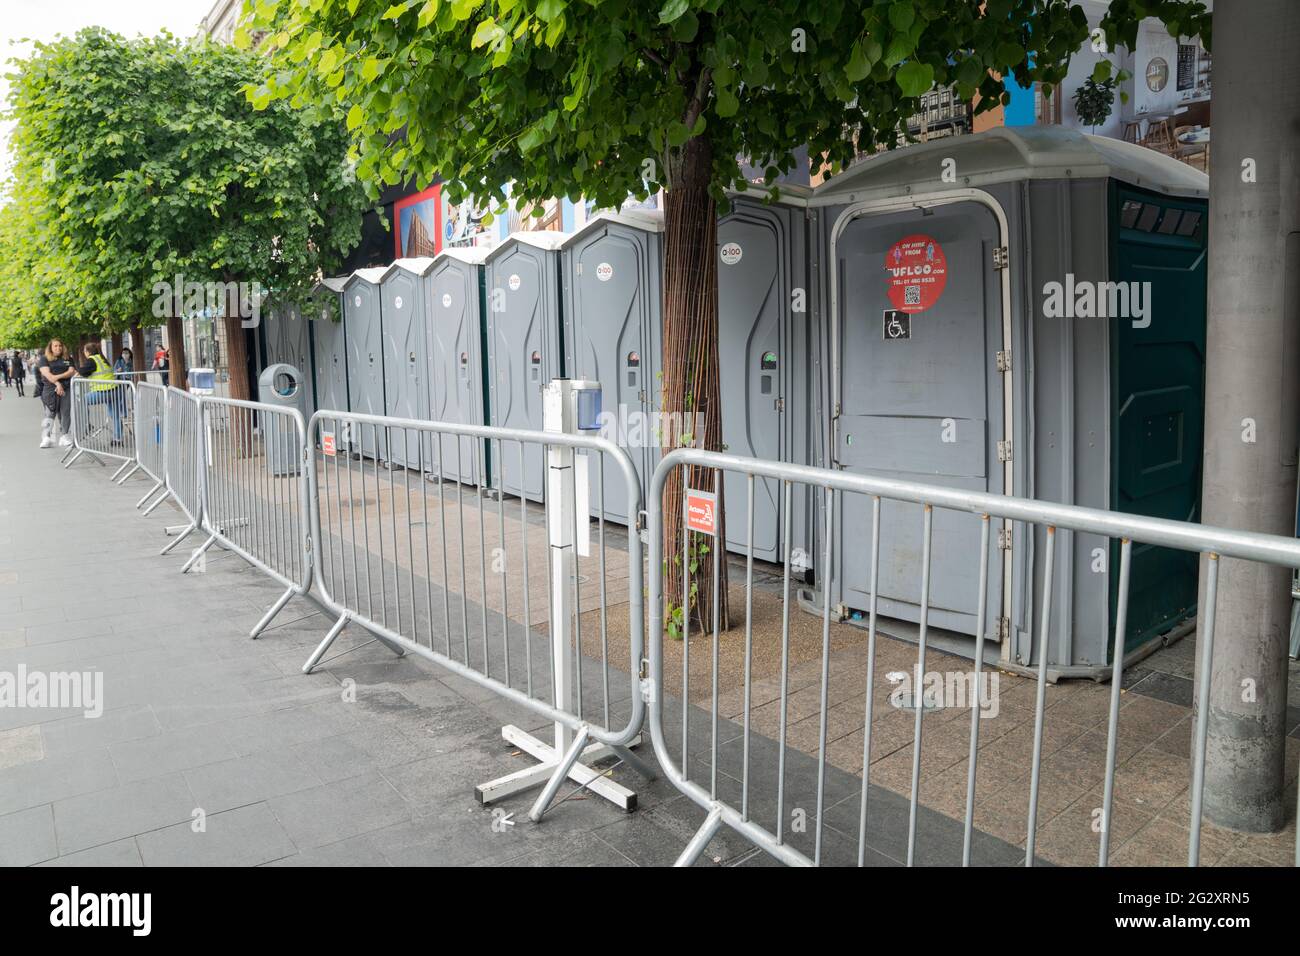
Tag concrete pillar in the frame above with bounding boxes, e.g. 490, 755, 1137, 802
1197, 0, 1300, 832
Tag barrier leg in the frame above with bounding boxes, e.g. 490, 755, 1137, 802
302, 612, 350, 674
114, 462, 140, 484
250, 585, 296, 640
159, 521, 196, 555
180, 532, 217, 574
136, 480, 165, 510
110, 460, 133, 483
528, 726, 590, 823
675, 808, 724, 868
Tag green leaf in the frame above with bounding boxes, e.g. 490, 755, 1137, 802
381, 2, 412, 21
888, 2, 916, 31
536, 0, 565, 21
346, 103, 364, 130
895, 60, 934, 98
1091, 59, 1112, 84
995, 42, 1026, 69
659, 0, 689, 24
417, 0, 439, 28
845, 43, 870, 82
715, 86, 739, 117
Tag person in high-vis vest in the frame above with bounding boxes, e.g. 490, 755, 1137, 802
78, 343, 125, 444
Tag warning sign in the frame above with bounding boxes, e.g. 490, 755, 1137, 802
322, 432, 337, 456
685, 489, 718, 536
885, 235, 947, 314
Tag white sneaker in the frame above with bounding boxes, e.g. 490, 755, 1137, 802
58, 434, 72, 448
39, 435, 53, 448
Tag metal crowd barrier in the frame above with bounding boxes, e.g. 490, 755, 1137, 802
62, 377, 137, 482
304, 408, 651, 821
646, 447, 1300, 868
158, 386, 204, 556
183, 396, 312, 637
133, 382, 170, 511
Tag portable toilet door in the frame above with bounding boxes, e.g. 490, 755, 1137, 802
716, 191, 813, 564
821, 195, 1009, 640
272, 300, 315, 424
561, 210, 663, 526
343, 268, 388, 460
428, 247, 489, 485
310, 278, 348, 418
379, 258, 434, 470
485, 231, 567, 501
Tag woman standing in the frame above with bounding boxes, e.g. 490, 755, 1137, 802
11, 352, 26, 397
37, 339, 75, 448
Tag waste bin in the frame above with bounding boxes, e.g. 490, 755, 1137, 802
258, 363, 306, 476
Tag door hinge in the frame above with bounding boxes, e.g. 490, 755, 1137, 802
639, 389, 647, 403
992, 246, 1009, 270
775, 397, 785, 412
996, 349, 1011, 372
995, 616, 1010, 641
997, 439, 1012, 462
997, 527, 1013, 551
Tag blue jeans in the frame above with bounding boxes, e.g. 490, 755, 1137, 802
87, 389, 123, 441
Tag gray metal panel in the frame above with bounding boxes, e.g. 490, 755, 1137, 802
344, 279, 386, 459
486, 242, 562, 501
380, 269, 429, 468
428, 256, 486, 484
831, 199, 1005, 638
562, 221, 660, 526
269, 302, 315, 423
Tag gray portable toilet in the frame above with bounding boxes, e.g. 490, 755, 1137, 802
717, 188, 819, 567
257, 363, 307, 476
260, 298, 315, 423
310, 277, 348, 418
485, 231, 567, 501
379, 257, 435, 469
342, 267, 387, 460
561, 210, 663, 526
809, 126, 1209, 679
428, 247, 489, 485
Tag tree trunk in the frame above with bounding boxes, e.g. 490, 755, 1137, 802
165, 315, 188, 391
129, 323, 146, 371
661, 133, 730, 634
1196, 0, 1299, 833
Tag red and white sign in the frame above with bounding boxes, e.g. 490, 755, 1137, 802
685, 489, 718, 536
885, 234, 947, 314
322, 432, 337, 456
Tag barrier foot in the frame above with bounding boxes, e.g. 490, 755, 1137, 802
180, 533, 218, 574
302, 612, 350, 674
113, 462, 139, 484
528, 726, 590, 823
250, 585, 296, 640
136, 480, 164, 509
475, 724, 638, 815
675, 808, 724, 868
159, 521, 196, 555
607, 743, 657, 782
61, 448, 83, 468
140, 486, 172, 515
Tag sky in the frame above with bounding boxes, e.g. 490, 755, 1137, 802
0, 0, 217, 178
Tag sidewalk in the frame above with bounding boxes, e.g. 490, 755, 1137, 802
0, 392, 1027, 866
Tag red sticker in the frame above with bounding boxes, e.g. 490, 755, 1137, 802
885, 235, 947, 313
322, 432, 336, 456
685, 489, 717, 536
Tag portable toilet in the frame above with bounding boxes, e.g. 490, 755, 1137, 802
342, 267, 387, 460
716, 189, 820, 568
310, 277, 348, 419
378, 257, 435, 469
485, 231, 567, 502
809, 126, 1209, 679
561, 210, 663, 526
259, 297, 315, 423
428, 247, 490, 485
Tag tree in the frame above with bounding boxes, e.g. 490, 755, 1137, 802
1, 28, 373, 396
244, 0, 1210, 630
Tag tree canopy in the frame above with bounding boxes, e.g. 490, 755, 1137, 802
0, 28, 374, 349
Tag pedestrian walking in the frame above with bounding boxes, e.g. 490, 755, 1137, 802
36, 338, 75, 448
11, 352, 26, 397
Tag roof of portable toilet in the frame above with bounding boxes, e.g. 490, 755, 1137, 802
343, 266, 387, 289
434, 246, 489, 266
314, 276, 348, 295
484, 229, 570, 263
809, 126, 1208, 205
726, 182, 813, 206
562, 209, 664, 248
377, 256, 436, 282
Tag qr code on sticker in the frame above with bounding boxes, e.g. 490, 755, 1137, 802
904, 286, 921, 307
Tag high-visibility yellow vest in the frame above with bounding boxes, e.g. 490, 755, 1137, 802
89, 353, 116, 392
